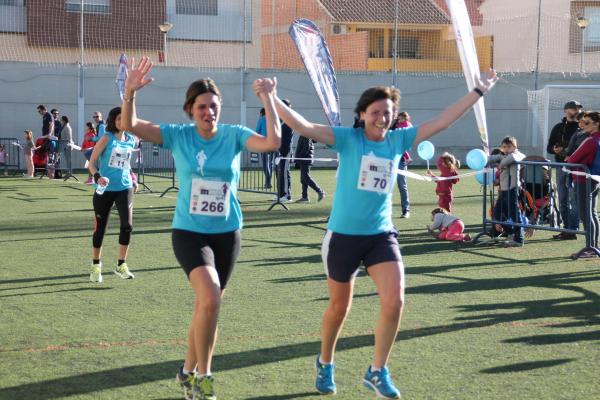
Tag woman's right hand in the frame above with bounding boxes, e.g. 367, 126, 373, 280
126, 56, 154, 93
97, 176, 109, 186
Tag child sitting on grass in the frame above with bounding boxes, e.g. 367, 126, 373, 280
427, 207, 471, 242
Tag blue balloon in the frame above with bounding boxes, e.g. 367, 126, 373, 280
417, 140, 435, 161
466, 148, 488, 170
475, 169, 495, 185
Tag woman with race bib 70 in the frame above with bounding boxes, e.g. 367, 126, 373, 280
258, 70, 497, 399
121, 57, 281, 400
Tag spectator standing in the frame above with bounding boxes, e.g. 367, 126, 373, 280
22, 130, 37, 178
294, 135, 325, 203
0, 144, 7, 176
276, 99, 294, 202
37, 105, 54, 137
488, 136, 526, 247
60, 115, 73, 173
93, 111, 106, 140
547, 101, 582, 233
256, 108, 275, 189
394, 112, 412, 218
427, 152, 460, 212
51, 109, 63, 139
565, 111, 600, 259
82, 122, 97, 184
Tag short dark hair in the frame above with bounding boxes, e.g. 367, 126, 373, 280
50, 108, 58, 114
501, 136, 518, 147
432, 207, 449, 215
61, 115, 69, 124
37, 105, 46, 111
105, 107, 121, 133
183, 78, 222, 118
354, 86, 400, 128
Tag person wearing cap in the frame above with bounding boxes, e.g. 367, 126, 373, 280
547, 100, 582, 239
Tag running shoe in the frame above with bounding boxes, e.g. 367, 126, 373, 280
363, 366, 401, 399
193, 375, 216, 400
90, 263, 103, 283
176, 368, 194, 400
315, 355, 336, 395
114, 263, 135, 279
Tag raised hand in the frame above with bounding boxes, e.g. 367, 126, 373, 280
126, 56, 154, 93
475, 68, 498, 94
252, 77, 277, 97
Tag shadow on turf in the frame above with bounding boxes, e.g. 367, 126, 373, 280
0, 286, 112, 298
245, 393, 316, 399
0, 265, 179, 286
480, 358, 576, 373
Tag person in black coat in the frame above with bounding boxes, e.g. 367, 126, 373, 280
276, 99, 294, 201
294, 134, 325, 202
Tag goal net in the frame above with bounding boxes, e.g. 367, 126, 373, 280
527, 85, 600, 156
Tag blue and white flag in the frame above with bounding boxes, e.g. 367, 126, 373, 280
445, 0, 489, 154
289, 19, 341, 126
115, 53, 128, 101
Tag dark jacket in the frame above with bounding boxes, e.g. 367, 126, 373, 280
295, 136, 314, 166
279, 123, 294, 157
547, 118, 579, 162
565, 129, 589, 157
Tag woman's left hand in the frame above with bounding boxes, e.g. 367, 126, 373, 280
475, 68, 498, 94
253, 77, 277, 97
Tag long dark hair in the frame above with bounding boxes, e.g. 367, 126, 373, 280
105, 107, 121, 133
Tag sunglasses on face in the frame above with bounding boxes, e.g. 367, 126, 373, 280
92, 115, 99, 119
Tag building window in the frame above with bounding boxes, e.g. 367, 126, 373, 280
584, 6, 600, 45
65, 0, 111, 14
357, 28, 385, 58
176, 0, 218, 16
389, 32, 420, 59
0, 0, 25, 5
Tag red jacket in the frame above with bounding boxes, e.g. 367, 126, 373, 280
435, 156, 459, 194
566, 131, 600, 183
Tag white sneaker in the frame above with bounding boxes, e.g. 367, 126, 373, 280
114, 263, 135, 279
278, 196, 289, 203
90, 263, 103, 283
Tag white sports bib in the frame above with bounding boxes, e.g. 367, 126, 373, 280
190, 178, 231, 217
108, 145, 132, 170
357, 154, 395, 194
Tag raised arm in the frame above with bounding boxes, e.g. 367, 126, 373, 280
245, 78, 281, 153
121, 57, 163, 144
415, 69, 498, 144
252, 78, 334, 145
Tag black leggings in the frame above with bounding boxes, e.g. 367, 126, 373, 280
299, 163, 322, 198
92, 188, 134, 248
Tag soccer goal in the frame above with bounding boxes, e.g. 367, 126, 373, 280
527, 85, 600, 156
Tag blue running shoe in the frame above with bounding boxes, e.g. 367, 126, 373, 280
363, 366, 401, 399
315, 355, 336, 395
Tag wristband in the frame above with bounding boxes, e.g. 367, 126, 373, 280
93, 172, 102, 184
474, 88, 484, 97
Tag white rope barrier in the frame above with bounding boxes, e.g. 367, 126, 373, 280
562, 167, 600, 184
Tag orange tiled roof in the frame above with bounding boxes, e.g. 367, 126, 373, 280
317, 0, 450, 24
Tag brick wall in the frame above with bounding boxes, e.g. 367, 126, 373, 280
27, 0, 165, 50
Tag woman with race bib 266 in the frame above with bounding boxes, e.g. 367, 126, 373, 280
121, 57, 281, 400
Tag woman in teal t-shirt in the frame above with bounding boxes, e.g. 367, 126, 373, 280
121, 57, 281, 400
88, 106, 137, 283
259, 70, 498, 399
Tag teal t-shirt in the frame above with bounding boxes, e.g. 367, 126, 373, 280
327, 126, 418, 235
98, 132, 136, 191
160, 123, 254, 234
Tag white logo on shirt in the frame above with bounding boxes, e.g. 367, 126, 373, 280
196, 150, 207, 176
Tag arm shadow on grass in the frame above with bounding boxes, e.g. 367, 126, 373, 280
0, 286, 112, 298
480, 358, 576, 374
